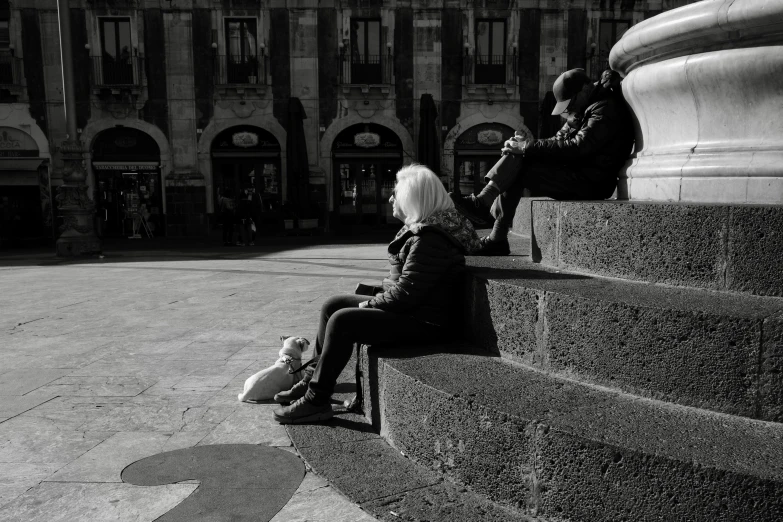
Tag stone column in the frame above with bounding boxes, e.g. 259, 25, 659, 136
55, 0, 99, 255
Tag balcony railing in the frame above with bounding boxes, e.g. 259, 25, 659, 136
464, 54, 517, 86
91, 56, 144, 88
0, 55, 22, 87
214, 55, 269, 86
339, 53, 393, 85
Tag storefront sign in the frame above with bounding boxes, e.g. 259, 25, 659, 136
232, 132, 259, 148
354, 132, 381, 148
93, 163, 158, 171
477, 130, 503, 146
0, 127, 39, 158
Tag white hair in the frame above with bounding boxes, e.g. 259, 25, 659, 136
394, 164, 454, 225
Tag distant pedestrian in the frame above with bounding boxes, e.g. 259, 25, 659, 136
237, 187, 258, 246
218, 188, 236, 246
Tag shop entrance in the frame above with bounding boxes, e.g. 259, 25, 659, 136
211, 126, 282, 234
331, 124, 403, 231
0, 127, 49, 248
92, 128, 162, 237
453, 123, 515, 195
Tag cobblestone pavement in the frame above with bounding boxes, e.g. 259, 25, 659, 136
0, 243, 392, 521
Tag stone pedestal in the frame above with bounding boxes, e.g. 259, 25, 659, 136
55, 141, 101, 256
610, 0, 783, 204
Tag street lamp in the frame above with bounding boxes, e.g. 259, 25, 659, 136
55, 0, 100, 255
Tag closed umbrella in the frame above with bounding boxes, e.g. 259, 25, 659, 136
286, 97, 309, 217
418, 94, 440, 176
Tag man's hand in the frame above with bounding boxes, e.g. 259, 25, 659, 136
358, 301, 370, 309
501, 135, 528, 156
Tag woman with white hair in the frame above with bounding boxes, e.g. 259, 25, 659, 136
273, 164, 480, 424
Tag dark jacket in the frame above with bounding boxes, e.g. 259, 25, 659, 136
526, 82, 634, 192
366, 209, 479, 327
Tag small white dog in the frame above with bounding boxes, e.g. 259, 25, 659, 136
237, 336, 311, 402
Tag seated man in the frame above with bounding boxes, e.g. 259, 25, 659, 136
452, 68, 634, 255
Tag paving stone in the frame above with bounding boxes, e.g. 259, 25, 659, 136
0, 369, 72, 395
0, 417, 112, 465
0, 462, 59, 508
81, 403, 237, 433
23, 396, 127, 430
0, 482, 197, 522
37, 375, 157, 397
0, 392, 57, 419
47, 432, 179, 482
197, 403, 291, 446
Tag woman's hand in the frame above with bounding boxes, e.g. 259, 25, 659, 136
501, 136, 528, 156
358, 301, 369, 309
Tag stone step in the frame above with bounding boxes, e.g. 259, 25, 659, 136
465, 256, 783, 422
360, 347, 783, 522
520, 200, 783, 298
286, 358, 539, 522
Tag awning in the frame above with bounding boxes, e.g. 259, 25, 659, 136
455, 150, 505, 157
333, 152, 402, 159
0, 158, 45, 171
211, 151, 280, 158
0, 171, 38, 185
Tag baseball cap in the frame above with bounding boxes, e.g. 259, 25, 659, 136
551, 68, 591, 116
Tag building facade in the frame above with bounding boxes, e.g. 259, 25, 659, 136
0, 0, 697, 247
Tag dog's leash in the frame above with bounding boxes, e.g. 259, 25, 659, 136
287, 357, 318, 375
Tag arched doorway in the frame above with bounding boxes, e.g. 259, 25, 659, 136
0, 127, 48, 247
331, 123, 402, 230
453, 123, 516, 195
92, 128, 162, 237
210, 125, 282, 235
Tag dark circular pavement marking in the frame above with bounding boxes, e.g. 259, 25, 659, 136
121, 444, 305, 521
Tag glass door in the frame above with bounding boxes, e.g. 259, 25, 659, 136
96, 170, 161, 237
455, 156, 493, 196
334, 160, 401, 228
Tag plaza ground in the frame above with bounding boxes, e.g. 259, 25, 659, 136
0, 239, 398, 521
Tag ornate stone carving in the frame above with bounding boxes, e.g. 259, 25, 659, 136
56, 185, 93, 210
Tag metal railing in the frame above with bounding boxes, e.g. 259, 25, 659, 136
339, 53, 393, 85
0, 55, 22, 87
91, 56, 144, 87
213, 54, 269, 85
464, 54, 517, 86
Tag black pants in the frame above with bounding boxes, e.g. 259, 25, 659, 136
485, 154, 615, 227
305, 294, 445, 405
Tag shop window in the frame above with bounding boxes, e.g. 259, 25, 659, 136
475, 19, 506, 85
597, 20, 631, 73
96, 18, 138, 86
0, 20, 9, 50
224, 18, 259, 84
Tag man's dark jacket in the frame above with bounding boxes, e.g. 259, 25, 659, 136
525, 83, 635, 198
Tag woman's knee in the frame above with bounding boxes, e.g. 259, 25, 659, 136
321, 294, 356, 317
323, 308, 366, 340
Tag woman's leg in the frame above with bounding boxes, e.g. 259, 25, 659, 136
274, 293, 367, 403
314, 294, 368, 357
305, 308, 443, 405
